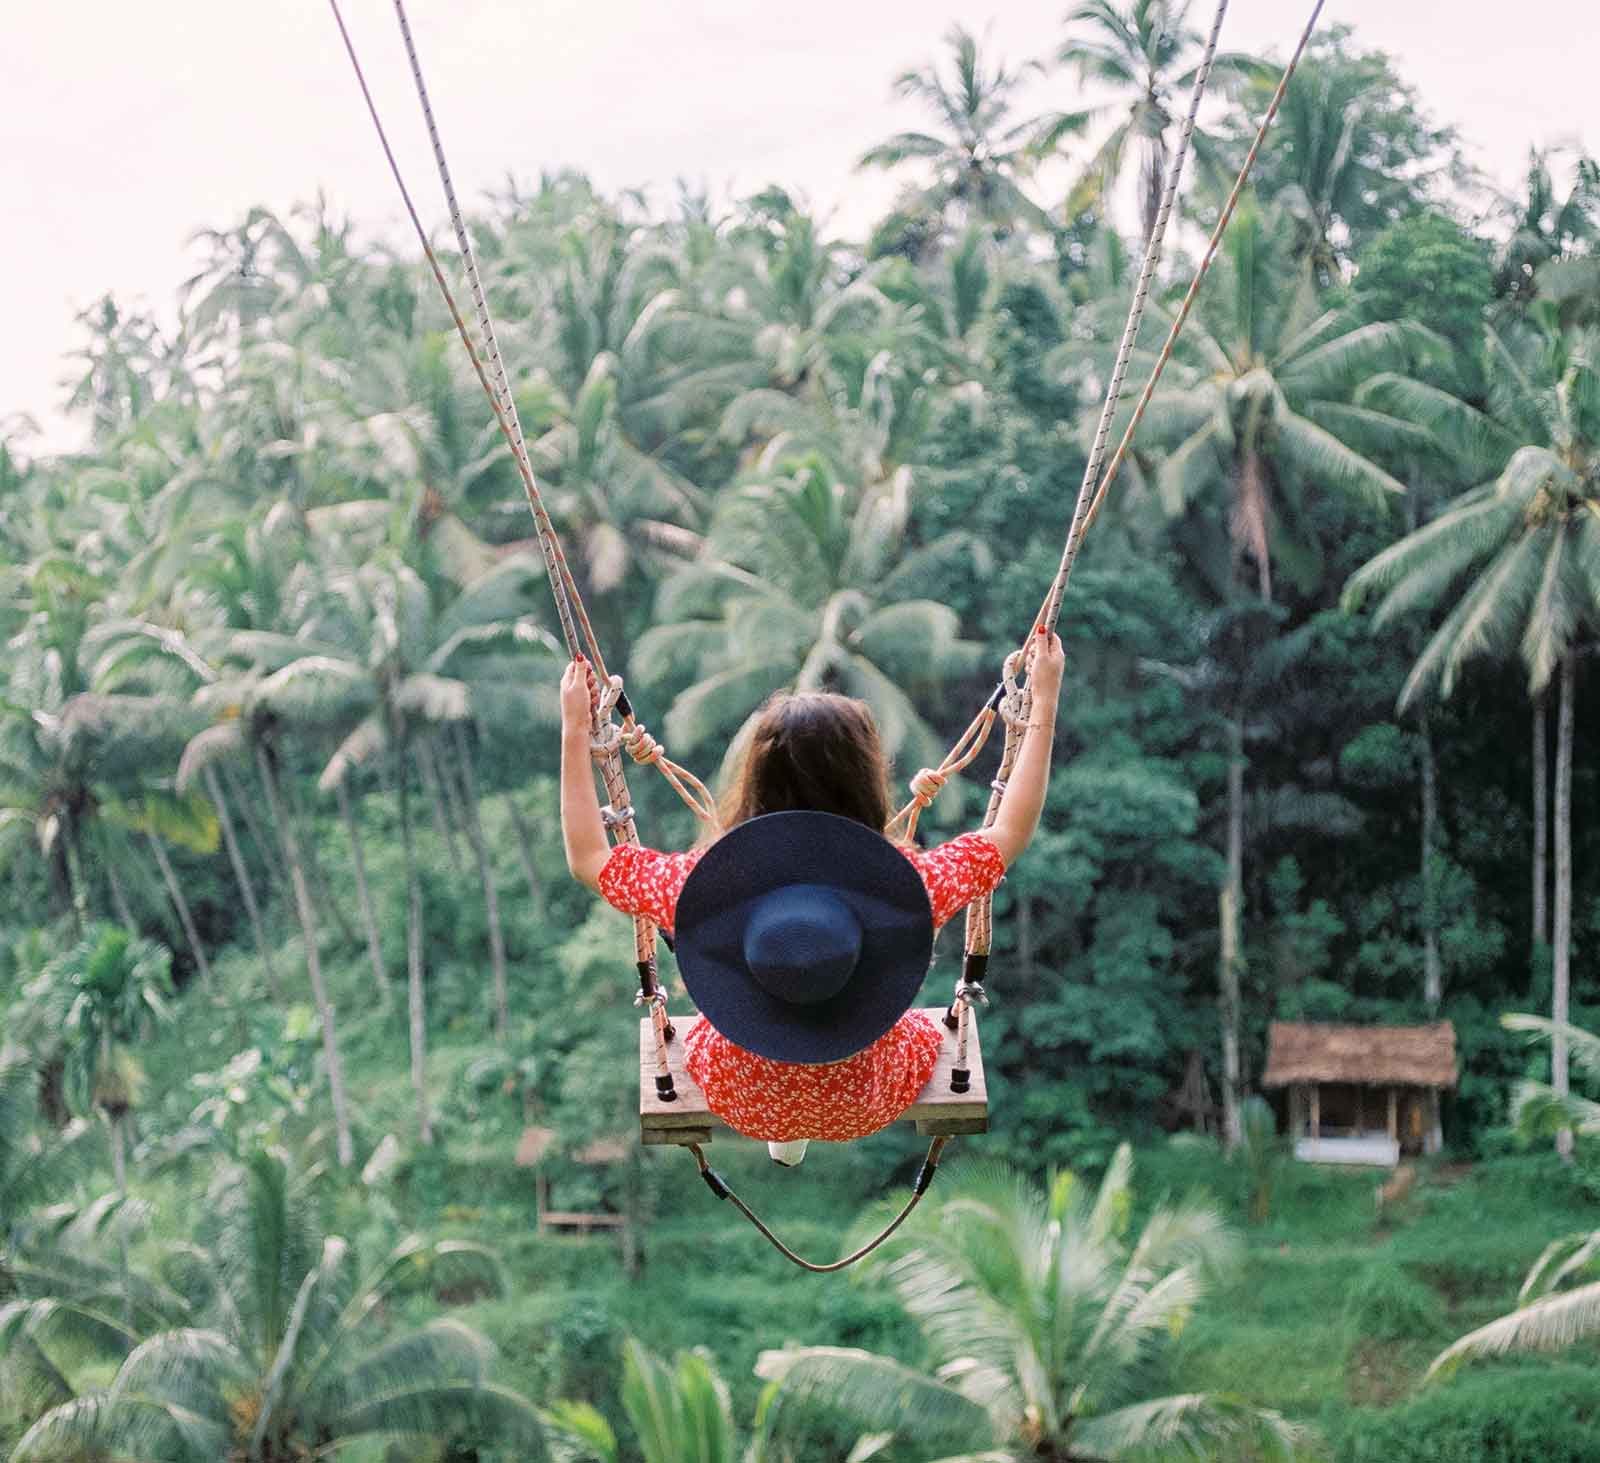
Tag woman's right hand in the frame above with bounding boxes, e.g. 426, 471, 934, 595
560, 657, 597, 740
1027, 628, 1066, 705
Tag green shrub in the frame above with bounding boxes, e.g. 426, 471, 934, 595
1343, 1260, 1445, 1343
1335, 1363, 1600, 1462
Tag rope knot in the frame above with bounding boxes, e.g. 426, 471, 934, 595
589, 721, 622, 761
621, 722, 662, 767
909, 767, 947, 807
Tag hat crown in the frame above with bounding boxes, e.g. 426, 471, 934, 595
742, 885, 862, 1006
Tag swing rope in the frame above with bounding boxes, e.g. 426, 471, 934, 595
691, 1138, 950, 1273
328, 0, 1321, 1269
895, 0, 1326, 1081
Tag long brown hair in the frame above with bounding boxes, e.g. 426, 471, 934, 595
719, 692, 893, 834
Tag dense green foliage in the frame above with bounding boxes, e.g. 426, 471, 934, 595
6, 5, 1600, 1458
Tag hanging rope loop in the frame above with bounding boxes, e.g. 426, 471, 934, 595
688, 1137, 951, 1272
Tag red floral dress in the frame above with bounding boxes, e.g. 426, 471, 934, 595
598, 831, 1007, 1142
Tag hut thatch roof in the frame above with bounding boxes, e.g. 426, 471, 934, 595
515, 1126, 556, 1167
1261, 1022, 1457, 1089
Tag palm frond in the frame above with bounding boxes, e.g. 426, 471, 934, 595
1427, 1281, 1600, 1383
755, 1347, 993, 1453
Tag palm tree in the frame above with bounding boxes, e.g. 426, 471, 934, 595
1344, 309, 1600, 1153
179, 702, 357, 1169
633, 457, 986, 797
543, 1338, 740, 1463
10, 1146, 545, 1461
1228, 33, 1457, 287
758, 1148, 1304, 1461
248, 552, 558, 1145
1424, 1015, 1600, 1379
13, 925, 174, 1193
859, 26, 1055, 243
1052, 0, 1260, 245
1135, 200, 1434, 1142
1494, 148, 1600, 309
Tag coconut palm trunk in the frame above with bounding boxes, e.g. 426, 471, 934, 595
204, 765, 279, 998
451, 724, 510, 1042
288, 776, 358, 948
256, 744, 355, 1166
1553, 650, 1575, 1160
1420, 708, 1442, 1012
1219, 712, 1245, 1151
335, 778, 389, 1009
104, 850, 136, 929
62, 817, 89, 935
413, 735, 463, 874
1534, 691, 1550, 955
227, 760, 289, 900
145, 831, 212, 991
101, 1030, 128, 1194
395, 738, 433, 1145
504, 794, 547, 922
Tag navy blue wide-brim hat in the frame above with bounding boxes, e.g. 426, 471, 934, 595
673, 811, 935, 1065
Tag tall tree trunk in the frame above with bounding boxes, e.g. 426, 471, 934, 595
287, 774, 358, 947
395, 739, 433, 1145
1533, 691, 1550, 955
1420, 708, 1442, 1013
257, 745, 355, 1167
105, 852, 136, 929
414, 736, 463, 875
62, 818, 89, 937
1219, 712, 1245, 1152
205, 766, 278, 998
335, 778, 390, 1009
227, 761, 288, 899
145, 831, 212, 991
452, 724, 510, 1042
1553, 652, 1575, 1160
505, 794, 547, 922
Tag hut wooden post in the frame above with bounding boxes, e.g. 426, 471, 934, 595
1387, 1088, 1398, 1142
1426, 1090, 1443, 1155
1309, 1085, 1320, 1141
1289, 1084, 1303, 1138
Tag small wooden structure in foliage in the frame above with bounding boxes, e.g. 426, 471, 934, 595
515, 1126, 628, 1234
1261, 1021, 1457, 1167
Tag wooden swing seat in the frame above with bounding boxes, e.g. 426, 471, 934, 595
639, 1007, 988, 1146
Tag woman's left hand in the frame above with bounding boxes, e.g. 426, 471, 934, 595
560, 657, 597, 739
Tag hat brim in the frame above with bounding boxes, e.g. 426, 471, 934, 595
674, 812, 934, 1064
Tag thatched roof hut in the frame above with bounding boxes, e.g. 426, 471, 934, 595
1261, 1022, 1458, 1090
1261, 1021, 1457, 1165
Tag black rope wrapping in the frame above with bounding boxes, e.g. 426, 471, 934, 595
688, 1138, 950, 1273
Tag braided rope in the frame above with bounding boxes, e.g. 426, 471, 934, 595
898, 0, 1324, 847
1040, 0, 1231, 637
1080, 0, 1329, 543
689, 1137, 949, 1272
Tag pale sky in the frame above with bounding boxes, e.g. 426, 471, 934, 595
5, 1, 1594, 454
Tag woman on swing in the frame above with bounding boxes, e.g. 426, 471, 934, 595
561, 627, 1065, 1166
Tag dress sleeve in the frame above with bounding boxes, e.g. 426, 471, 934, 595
904, 831, 1008, 929
596, 843, 701, 933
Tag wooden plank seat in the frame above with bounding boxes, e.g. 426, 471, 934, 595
537, 1210, 627, 1233
639, 1007, 988, 1146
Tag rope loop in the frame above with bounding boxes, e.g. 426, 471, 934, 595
908, 767, 947, 808
598, 674, 626, 721
621, 721, 663, 768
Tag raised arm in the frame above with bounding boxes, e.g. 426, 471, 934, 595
559, 657, 610, 891
983, 629, 1065, 868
